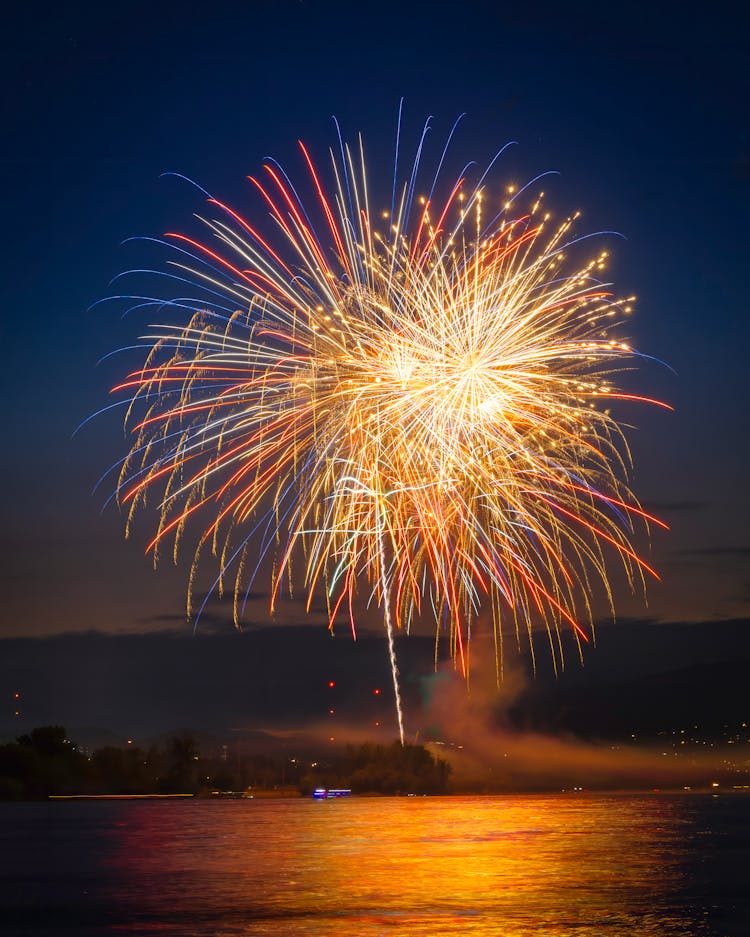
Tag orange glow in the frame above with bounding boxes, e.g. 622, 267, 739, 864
107, 796, 703, 934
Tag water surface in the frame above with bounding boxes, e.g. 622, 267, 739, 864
1, 794, 748, 935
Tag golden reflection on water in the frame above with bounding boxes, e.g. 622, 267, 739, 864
112, 795, 705, 936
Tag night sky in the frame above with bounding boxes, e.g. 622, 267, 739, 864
1, 1, 748, 738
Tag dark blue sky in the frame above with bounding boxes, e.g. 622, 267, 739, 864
1, 0, 748, 654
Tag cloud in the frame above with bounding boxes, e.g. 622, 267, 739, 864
677, 546, 750, 558
188, 589, 272, 606
138, 588, 317, 632
642, 500, 707, 514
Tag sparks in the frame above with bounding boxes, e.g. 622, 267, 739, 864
103, 116, 667, 744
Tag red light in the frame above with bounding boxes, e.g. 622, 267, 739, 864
14, 693, 20, 699
373, 688, 381, 695
328, 681, 335, 688
329, 709, 335, 715
375, 721, 380, 727
329, 736, 335, 742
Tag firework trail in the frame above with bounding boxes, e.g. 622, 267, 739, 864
100, 115, 668, 744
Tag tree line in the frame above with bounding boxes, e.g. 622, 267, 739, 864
0, 726, 450, 798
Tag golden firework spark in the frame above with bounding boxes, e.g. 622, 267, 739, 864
106, 119, 668, 743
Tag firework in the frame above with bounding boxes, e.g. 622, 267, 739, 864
103, 116, 667, 744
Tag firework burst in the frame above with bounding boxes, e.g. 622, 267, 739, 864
102, 116, 668, 743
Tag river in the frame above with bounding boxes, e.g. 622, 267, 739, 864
1, 794, 748, 935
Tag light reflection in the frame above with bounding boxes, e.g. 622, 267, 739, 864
105, 795, 712, 935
